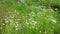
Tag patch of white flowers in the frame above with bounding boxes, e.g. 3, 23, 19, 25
29, 12, 36, 17
51, 19, 57, 23
50, 16, 57, 23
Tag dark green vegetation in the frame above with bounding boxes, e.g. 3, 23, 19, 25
0, 0, 60, 34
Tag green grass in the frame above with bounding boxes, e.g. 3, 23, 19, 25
0, 0, 60, 34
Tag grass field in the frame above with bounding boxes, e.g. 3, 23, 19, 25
0, 0, 60, 34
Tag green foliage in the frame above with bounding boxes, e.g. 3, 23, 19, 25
0, 0, 60, 34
